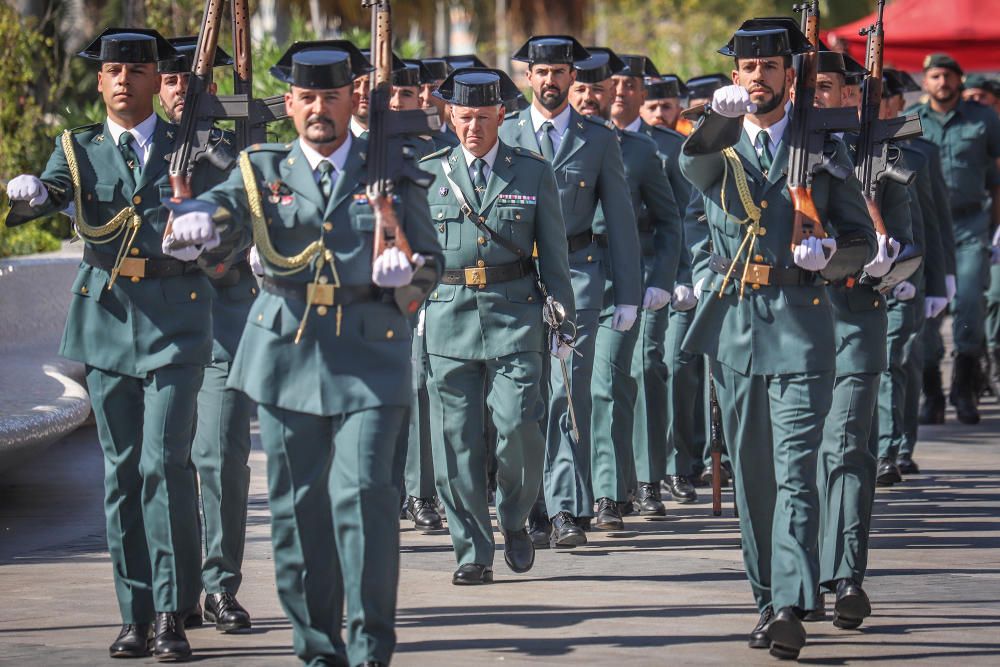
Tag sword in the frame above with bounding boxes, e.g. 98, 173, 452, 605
543, 295, 581, 444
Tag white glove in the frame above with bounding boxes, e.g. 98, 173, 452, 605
642, 286, 671, 311
550, 333, 573, 361
162, 239, 202, 261
864, 234, 900, 278
611, 304, 638, 332
945, 273, 957, 301
6, 174, 48, 206
711, 85, 757, 118
992, 247, 1000, 265
892, 280, 916, 301
416, 307, 426, 337
672, 283, 698, 311
372, 247, 425, 288
248, 245, 264, 275
170, 211, 220, 249
793, 237, 837, 272
925, 295, 948, 319
693, 277, 705, 301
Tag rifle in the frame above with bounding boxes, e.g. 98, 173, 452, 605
855, 0, 924, 293
363, 0, 442, 315
787, 1, 869, 282
163, 0, 290, 248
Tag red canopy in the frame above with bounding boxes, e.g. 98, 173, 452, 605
825, 0, 1000, 73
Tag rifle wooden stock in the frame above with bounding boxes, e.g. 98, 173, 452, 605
865, 196, 889, 237
371, 194, 413, 261
788, 184, 828, 247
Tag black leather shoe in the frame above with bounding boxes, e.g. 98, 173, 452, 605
876, 458, 902, 486
748, 606, 773, 649
833, 579, 871, 630
766, 607, 806, 660
549, 511, 587, 548
153, 612, 192, 662
181, 604, 203, 629
452, 563, 493, 585
635, 482, 667, 515
405, 496, 444, 532
527, 506, 551, 548
204, 592, 251, 633
501, 527, 535, 573
594, 497, 625, 531
951, 353, 982, 424
109, 623, 152, 658
574, 516, 592, 531
664, 475, 698, 504
919, 367, 946, 424
803, 593, 826, 622
896, 454, 920, 475
699, 463, 732, 488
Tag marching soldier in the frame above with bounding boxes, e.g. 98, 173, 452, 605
912, 53, 1000, 425
169, 42, 442, 667
499, 35, 642, 548
640, 74, 687, 132
158, 35, 256, 634
679, 20, 875, 659
4, 28, 220, 661
420, 67, 575, 584
418, 57, 461, 150
569, 48, 682, 527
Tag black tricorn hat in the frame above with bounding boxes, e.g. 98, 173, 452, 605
78, 28, 176, 64
719, 17, 812, 58
618, 54, 660, 78
512, 35, 590, 65
271, 40, 371, 87
645, 74, 687, 99
685, 73, 730, 101
442, 54, 488, 70
433, 67, 522, 108
361, 48, 408, 75
575, 47, 625, 83
817, 51, 846, 76
886, 68, 921, 93
394, 61, 422, 87
420, 57, 452, 83
841, 52, 869, 85
159, 36, 233, 74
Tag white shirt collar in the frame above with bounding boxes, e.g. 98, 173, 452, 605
742, 101, 791, 152
530, 103, 572, 137
624, 116, 643, 133
106, 113, 158, 149
299, 134, 353, 174
461, 140, 500, 173
350, 117, 367, 137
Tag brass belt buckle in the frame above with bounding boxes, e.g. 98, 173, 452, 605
463, 267, 487, 287
119, 257, 147, 278
745, 262, 771, 286
307, 282, 335, 306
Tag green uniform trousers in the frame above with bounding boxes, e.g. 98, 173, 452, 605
545, 309, 599, 518
403, 333, 436, 499
877, 299, 919, 461
951, 239, 991, 356
591, 313, 641, 501
630, 306, 671, 485
257, 404, 406, 667
85, 364, 203, 623
192, 361, 253, 595
986, 263, 1000, 353
900, 297, 927, 458
818, 372, 880, 589
710, 361, 833, 613
665, 308, 706, 477
427, 352, 545, 567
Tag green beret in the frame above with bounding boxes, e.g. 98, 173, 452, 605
923, 53, 963, 76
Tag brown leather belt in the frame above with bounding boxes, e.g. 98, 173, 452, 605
708, 253, 819, 287
441, 259, 532, 287
567, 229, 609, 253
261, 276, 379, 307
83, 246, 195, 280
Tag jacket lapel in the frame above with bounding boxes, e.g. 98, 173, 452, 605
553, 109, 587, 168
442, 145, 479, 211
733, 128, 767, 187
135, 118, 172, 194
513, 109, 541, 153
325, 136, 366, 218
479, 143, 515, 213
95, 121, 136, 190
765, 123, 791, 187
278, 141, 325, 210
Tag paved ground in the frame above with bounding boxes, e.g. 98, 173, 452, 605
1, 399, 999, 666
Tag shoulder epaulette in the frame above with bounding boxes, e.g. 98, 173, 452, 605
512, 146, 546, 162
582, 114, 614, 132
419, 146, 451, 162
649, 124, 685, 141
244, 142, 291, 153
70, 122, 102, 134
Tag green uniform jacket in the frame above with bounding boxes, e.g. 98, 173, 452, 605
196, 137, 443, 416
5, 118, 224, 377
906, 137, 957, 276
594, 128, 682, 312
899, 143, 947, 299
639, 120, 692, 215
680, 110, 876, 376
420, 141, 574, 359
499, 106, 642, 309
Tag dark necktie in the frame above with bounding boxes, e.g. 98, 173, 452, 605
317, 160, 335, 200
118, 132, 140, 182
539, 121, 555, 162
471, 158, 488, 207
757, 129, 773, 173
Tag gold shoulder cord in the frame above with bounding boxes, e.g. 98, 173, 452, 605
718, 147, 765, 300
238, 151, 342, 341
61, 130, 141, 289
